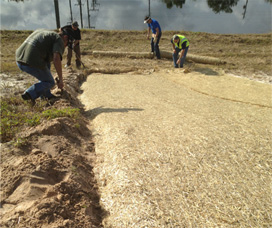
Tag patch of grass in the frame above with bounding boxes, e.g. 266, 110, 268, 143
1, 62, 21, 73
0, 96, 80, 143
12, 137, 28, 148
42, 108, 80, 119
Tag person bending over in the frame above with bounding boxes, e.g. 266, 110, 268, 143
60, 21, 82, 68
16, 29, 69, 104
171, 34, 190, 68
144, 16, 162, 59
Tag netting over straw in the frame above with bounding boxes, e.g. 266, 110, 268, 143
80, 72, 272, 228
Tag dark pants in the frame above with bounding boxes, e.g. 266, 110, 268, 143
151, 32, 162, 59
173, 46, 189, 68
67, 44, 81, 67
17, 62, 55, 100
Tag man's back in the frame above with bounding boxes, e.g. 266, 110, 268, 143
16, 29, 64, 69
148, 19, 161, 34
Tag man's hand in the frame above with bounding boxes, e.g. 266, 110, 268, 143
73, 40, 79, 48
172, 44, 176, 54
177, 50, 185, 65
153, 36, 157, 43
53, 52, 64, 89
55, 77, 64, 90
57, 78, 64, 89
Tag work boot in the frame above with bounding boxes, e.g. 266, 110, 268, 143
41, 94, 58, 100
21, 92, 35, 105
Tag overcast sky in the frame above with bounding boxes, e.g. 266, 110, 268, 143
0, 0, 271, 34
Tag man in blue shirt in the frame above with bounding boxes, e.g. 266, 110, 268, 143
144, 16, 162, 59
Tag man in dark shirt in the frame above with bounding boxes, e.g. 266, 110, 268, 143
171, 34, 190, 68
60, 21, 81, 68
16, 29, 69, 104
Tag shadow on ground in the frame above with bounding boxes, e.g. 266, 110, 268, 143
194, 67, 220, 76
85, 106, 144, 120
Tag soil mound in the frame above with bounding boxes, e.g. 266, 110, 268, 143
0, 71, 104, 228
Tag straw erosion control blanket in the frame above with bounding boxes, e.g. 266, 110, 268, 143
80, 69, 272, 228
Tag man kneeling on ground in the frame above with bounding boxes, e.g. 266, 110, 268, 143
16, 29, 69, 104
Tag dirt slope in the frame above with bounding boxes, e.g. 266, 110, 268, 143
79, 69, 271, 227
0, 70, 105, 228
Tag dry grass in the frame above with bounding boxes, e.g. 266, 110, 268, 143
99, 144, 271, 227
80, 29, 272, 77
81, 71, 272, 227
96, 112, 272, 227
1, 29, 271, 77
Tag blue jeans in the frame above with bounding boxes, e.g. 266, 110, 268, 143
151, 32, 162, 59
17, 62, 55, 100
173, 46, 189, 68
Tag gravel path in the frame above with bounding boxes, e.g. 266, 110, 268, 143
79, 71, 272, 227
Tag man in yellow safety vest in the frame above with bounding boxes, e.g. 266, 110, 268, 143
171, 34, 189, 68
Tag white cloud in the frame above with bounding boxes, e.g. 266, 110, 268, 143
0, 0, 271, 33
193, 0, 210, 13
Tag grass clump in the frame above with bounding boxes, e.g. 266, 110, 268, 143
0, 96, 80, 143
0, 62, 21, 73
42, 108, 79, 120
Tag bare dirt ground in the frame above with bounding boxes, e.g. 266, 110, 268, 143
1, 30, 272, 227
1, 69, 105, 227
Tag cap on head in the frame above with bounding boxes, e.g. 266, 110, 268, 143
144, 16, 151, 24
72, 21, 79, 27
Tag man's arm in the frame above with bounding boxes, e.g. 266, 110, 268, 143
73, 40, 80, 46
147, 27, 151, 39
53, 52, 64, 89
155, 27, 159, 37
171, 39, 176, 53
176, 49, 185, 64
74, 29, 81, 46
153, 27, 160, 43
180, 49, 185, 59
172, 43, 176, 53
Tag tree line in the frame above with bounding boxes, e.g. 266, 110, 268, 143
162, 0, 271, 14
9, 0, 272, 14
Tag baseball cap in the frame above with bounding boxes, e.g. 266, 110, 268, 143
72, 21, 79, 27
144, 16, 151, 23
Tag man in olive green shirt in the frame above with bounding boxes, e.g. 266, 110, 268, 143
16, 29, 69, 103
